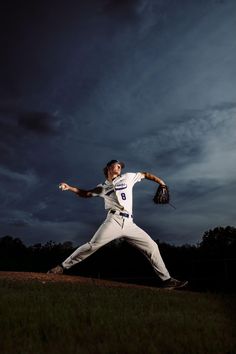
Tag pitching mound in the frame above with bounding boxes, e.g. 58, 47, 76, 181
0, 271, 157, 290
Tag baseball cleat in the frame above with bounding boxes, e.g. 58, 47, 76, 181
47, 265, 64, 274
162, 277, 188, 290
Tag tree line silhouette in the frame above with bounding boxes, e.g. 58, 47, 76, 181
0, 226, 235, 291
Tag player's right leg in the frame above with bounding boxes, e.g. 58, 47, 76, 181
47, 214, 123, 274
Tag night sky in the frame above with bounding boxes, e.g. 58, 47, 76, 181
0, 0, 235, 246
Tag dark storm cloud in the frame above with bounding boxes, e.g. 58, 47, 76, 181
0, 105, 62, 175
0, 104, 61, 136
18, 112, 60, 135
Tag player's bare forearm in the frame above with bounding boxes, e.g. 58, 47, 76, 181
142, 172, 166, 186
59, 183, 102, 198
75, 186, 103, 198
70, 186, 93, 198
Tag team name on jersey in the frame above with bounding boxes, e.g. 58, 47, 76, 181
115, 183, 127, 191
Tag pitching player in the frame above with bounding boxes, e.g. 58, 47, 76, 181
48, 160, 188, 289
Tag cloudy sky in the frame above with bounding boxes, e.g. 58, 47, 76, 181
0, 0, 235, 246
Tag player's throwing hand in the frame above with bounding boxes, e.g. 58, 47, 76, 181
59, 182, 70, 191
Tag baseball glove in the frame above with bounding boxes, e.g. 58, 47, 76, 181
153, 185, 170, 204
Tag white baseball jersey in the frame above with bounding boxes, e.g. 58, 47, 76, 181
95, 172, 144, 214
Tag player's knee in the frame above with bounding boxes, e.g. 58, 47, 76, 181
78, 242, 93, 253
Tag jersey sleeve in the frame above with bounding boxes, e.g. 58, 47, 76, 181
90, 184, 104, 197
127, 172, 144, 186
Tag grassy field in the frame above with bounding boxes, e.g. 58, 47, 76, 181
0, 278, 235, 354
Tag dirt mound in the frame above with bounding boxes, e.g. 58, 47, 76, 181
0, 271, 155, 290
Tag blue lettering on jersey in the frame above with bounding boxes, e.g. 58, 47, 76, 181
115, 183, 127, 191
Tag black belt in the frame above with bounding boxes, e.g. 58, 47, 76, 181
109, 210, 133, 218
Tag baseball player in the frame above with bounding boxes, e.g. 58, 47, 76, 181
48, 160, 188, 289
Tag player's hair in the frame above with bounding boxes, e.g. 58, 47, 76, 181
103, 167, 109, 178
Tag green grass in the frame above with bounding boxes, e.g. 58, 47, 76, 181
0, 280, 235, 354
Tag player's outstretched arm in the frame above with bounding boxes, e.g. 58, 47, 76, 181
59, 183, 102, 198
141, 172, 166, 186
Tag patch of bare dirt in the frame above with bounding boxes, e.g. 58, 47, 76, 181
0, 271, 157, 290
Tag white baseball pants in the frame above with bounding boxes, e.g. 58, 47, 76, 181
62, 213, 170, 281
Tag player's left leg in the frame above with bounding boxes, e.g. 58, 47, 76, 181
123, 220, 170, 281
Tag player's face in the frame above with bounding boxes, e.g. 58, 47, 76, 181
108, 163, 122, 176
